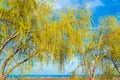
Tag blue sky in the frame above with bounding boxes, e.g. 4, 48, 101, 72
54, 0, 120, 23
12, 0, 120, 75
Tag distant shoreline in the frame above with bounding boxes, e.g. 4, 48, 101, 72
7, 78, 70, 80
6, 75, 120, 80
7, 74, 119, 78
7, 75, 73, 78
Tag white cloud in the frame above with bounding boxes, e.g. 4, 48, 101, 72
53, 0, 80, 9
85, 0, 104, 9
53, 0, 104, 10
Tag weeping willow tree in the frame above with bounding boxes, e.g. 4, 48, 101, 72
73, 15, 120, 80
99, 16, 120, 78
0, 0, 53, 79
1, 0, 119, 80
0, 0, 93, 80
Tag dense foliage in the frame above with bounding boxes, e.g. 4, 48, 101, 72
0, 0, 119, 80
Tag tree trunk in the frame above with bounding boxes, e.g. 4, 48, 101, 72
0, 75, 6, 80
0, 71, 5, 80
89, 74, 95, 80
2, 76, 6, 80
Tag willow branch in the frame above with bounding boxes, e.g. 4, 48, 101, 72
0, 32, 19, 52
1, 37, 31, 75
72, 64, 83, 73
5, 51, 38, 77
0, 18, 14, 24
1, 46, 22, 75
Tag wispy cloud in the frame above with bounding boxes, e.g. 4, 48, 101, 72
85, 0, 104, 9
52, 0, 83, 10
53, 0, 76, 9
53, 0, 104, 10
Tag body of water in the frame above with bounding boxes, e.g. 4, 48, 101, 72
7, 75, 73, 78
7, 75, 117, 78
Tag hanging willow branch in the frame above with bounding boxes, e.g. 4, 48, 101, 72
0, 32, 19, 52
4, 51, 38, 78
